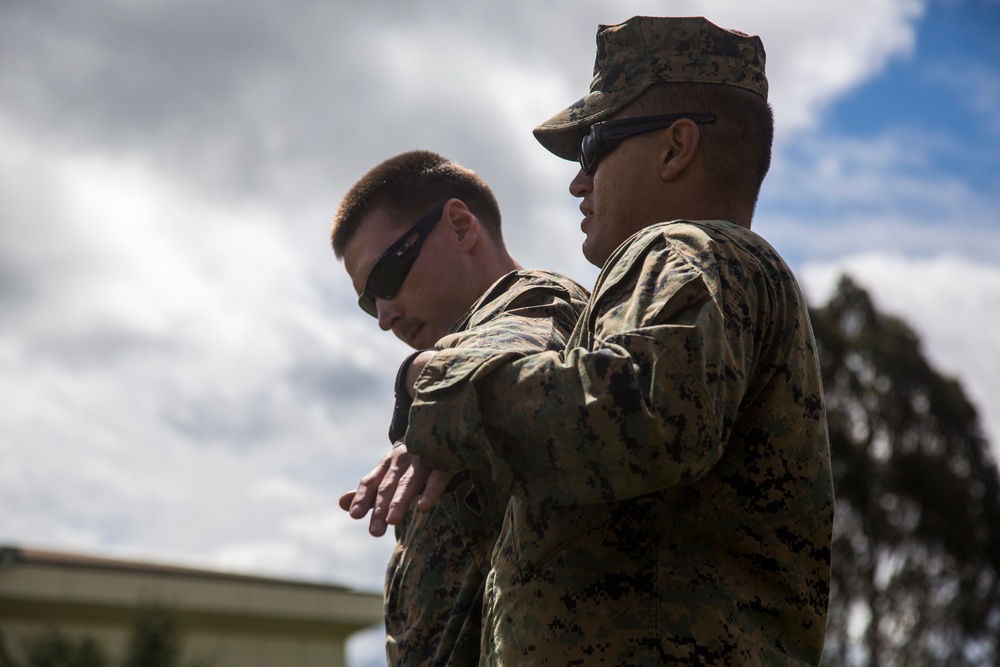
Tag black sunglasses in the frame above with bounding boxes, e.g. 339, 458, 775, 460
578, 113, 716, 175
357, 201, 448, 317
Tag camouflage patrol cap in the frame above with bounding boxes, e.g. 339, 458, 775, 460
534, 16, 768, 161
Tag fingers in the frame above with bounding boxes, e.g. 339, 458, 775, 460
341, 446, 418, 537
384, 463, 431, 526
342, 445, 455, 536
417, 470, 456, 511
338, 491, 356, 512
367, 452, 410, 537
347, 453, 393, 520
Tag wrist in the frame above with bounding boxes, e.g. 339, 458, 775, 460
406, 350, 436, 398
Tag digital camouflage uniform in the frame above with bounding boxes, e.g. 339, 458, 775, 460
405, 220, 834, 665
385, 269, 589, 666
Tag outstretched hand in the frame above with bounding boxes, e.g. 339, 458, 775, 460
339, 444, 456, 537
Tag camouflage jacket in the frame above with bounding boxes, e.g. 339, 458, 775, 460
406, 221, 834, 666
385, 269, 589, 667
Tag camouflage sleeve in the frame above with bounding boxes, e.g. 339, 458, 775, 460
406, 236, 752, 507
435, 273, 585, 355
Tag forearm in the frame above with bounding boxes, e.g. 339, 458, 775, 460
406, 317, 738, 506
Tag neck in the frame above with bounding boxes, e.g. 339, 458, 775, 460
656, 168, 755, 228
660, 197, 754, 229
476, 251, 521, 290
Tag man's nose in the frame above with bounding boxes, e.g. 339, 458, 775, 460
376, 299, 399, 332
569, 168, 592, 198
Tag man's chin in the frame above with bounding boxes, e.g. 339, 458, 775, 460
395, 324, 421, 350
581, 238, 604, 268
411, 325, 441, 350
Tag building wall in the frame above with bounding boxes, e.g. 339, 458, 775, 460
1, 613, 354, 667
0, 547, 382, 667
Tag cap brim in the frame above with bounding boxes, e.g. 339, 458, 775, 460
532, 85, 648, 161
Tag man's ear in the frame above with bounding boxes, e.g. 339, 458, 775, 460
443, 198, 480, 250
658, 119, 701, 182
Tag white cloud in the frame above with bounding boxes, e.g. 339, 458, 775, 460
800, 253, 1000, 457
0, 117, 404, 593
754, 0, 925, 135
758, 123, 999, 268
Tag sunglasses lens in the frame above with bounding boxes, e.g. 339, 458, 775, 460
358, 254, 411, 317
368, 256, 407, 297
579, 129, 602, 175
358, 294, 377, 317
579, 132, 594, 173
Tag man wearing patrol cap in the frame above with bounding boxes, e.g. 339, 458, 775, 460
395, 16, 833, 665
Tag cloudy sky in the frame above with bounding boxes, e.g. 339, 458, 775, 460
2, 0, 998, 664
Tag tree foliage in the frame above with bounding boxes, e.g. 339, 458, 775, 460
17, 631, 107, 667
121, 610, 181, 667
812, 276, 1000, 666
0, 608, 209, 667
